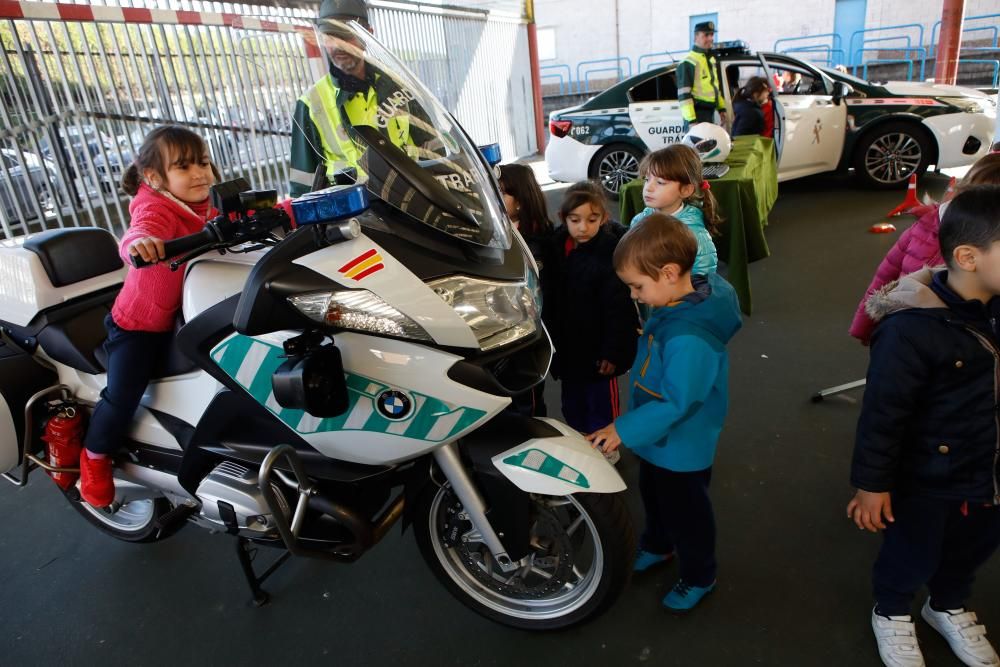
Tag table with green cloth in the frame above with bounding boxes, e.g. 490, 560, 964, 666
619, 135, 778, 315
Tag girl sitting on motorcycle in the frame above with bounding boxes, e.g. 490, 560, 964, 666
80, 125, 219, 507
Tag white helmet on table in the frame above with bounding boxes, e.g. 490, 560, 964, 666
681, 123, 732, 163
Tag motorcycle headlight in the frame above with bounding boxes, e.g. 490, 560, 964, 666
429, 275, 540, 351
288, 290, 432, 341
938, 97, 985, 114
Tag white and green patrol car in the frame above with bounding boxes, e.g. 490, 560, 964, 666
546, 44, 997, 195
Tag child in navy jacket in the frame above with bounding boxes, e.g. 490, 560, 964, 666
588, 213, 742, 613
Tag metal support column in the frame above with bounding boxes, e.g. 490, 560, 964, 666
525, 0, 546, 154
934, 0, 966, 85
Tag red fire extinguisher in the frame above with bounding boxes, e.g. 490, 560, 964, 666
42, 404, 84, 490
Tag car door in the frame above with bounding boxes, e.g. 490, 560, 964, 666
762, 56, 846, 181
721, 57, 786, 161
626, 69, 687, 151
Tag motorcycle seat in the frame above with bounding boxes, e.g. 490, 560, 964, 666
23, 228, 123, 288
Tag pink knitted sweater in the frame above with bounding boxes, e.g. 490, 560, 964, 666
849, 204, 945, 344
111, 184, 212, 332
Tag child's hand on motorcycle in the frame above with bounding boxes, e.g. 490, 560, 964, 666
586, 423, 621, 453
128, 237, 166, 264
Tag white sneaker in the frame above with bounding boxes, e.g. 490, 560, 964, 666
872, 608, 926, 667
921, 599, 1000, 667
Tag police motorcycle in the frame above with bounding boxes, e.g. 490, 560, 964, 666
0, 20, 635, 630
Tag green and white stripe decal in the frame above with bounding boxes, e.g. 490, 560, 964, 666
211, 335, 486, 441
502, 448, 590, 489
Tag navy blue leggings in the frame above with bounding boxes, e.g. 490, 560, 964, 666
873, 494, 1000, 616
83, 314, 171, 455
638, 461, 717, 587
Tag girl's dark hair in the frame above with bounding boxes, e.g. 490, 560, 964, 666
613, 213, 697, 277
638, 144, 721, 236
121, 125, 217, 196
737, 76, 771, 102
498, 163, 552, 237
559, 180, 610, 222
939, 184, 1000, 267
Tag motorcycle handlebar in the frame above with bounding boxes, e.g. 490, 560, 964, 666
130, 225, 219, 268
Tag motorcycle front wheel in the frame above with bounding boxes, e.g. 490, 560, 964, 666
414, 483, 635, 630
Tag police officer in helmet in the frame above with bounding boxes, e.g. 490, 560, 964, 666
289, 0, 415, 196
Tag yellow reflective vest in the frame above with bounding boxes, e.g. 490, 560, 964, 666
676, 47, 725, 122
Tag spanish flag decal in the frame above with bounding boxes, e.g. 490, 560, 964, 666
339, 249, 385, 281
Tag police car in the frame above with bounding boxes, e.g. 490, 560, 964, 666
546, 43, 997, 195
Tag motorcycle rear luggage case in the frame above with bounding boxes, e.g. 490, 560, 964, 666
0, 337, 57, 473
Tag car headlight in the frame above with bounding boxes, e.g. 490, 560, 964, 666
288, 290, 432, 341
429, 275, 540, 351
938, 97, 985, 114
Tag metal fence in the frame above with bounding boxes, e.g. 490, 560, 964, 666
0, 0, 533, 241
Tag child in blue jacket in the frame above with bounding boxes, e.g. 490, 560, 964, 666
588, 213, 742, 613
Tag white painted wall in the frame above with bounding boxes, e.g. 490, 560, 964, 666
536, 0, 999, 79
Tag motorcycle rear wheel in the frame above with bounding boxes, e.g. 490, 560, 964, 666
414, 483, 635, 630
63, 486, 173, 543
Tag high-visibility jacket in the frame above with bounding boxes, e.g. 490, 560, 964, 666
289, 72, 413, 197
675, 47, 726, 122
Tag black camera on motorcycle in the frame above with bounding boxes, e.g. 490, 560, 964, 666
271, 335, 350, 418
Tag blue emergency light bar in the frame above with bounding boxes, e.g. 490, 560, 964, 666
291, 184, 369, 226
478, 143, 502, 167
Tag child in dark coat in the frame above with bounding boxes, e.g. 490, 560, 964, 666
542, 182, 638, 435
848, 186, 1000, 667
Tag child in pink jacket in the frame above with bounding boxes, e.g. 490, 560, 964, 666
850, 154, 1000, 344
80, 126, 218, 507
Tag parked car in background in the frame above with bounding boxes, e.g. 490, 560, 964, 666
0, 148, 56, 224
546, 43, 998, 196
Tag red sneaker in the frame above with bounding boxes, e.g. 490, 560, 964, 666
79, 451, 115, 507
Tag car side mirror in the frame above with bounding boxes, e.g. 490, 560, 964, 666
833, 81, 854, 106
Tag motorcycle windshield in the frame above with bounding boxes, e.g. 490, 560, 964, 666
313, 19, 511, 250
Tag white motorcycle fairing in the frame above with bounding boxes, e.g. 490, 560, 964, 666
491, 418, 626, 495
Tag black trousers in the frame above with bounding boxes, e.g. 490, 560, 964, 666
873, 494, 1000, 616
83, 314, 171, 455
638, 460, 717, 587
684, 103, 720, 131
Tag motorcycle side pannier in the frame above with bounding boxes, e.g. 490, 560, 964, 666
0, 337, 57, 474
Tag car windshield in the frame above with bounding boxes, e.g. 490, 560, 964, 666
309, 19, 511, 250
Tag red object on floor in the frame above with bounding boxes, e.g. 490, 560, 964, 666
42, 407, 83, 490
870, 222, 897, 234
79, 450, 115, 507
886, 174, 922, 218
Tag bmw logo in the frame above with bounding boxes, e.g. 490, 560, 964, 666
377, 390, 412, 420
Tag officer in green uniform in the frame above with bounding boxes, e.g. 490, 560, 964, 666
676, 21, 727, 131
289, 0, 416, 197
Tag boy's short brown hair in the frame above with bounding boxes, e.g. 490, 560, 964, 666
613, 214, 698, 278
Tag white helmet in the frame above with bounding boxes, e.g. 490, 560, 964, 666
681, 123, 732, 163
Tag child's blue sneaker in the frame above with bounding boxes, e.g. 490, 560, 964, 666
633, 550, 674, 573
662, 579, 716, 613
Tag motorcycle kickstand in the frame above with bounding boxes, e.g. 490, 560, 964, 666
234, 536, 292, 608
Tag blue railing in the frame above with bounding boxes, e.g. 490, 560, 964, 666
636, 50, 688, 73
576, 57, 633, 93
931, 14, 1000, 55
540, 64, 573, 95
782, 45, 848, 68
851, 46, 928, 80
848, 24, 926, 67
773, 34, 845, 66
958, 59, 1000, 87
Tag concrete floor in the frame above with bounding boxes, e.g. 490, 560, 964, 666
2, 171, 996, 666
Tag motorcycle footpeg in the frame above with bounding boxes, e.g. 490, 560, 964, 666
153, 502, 198, 535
